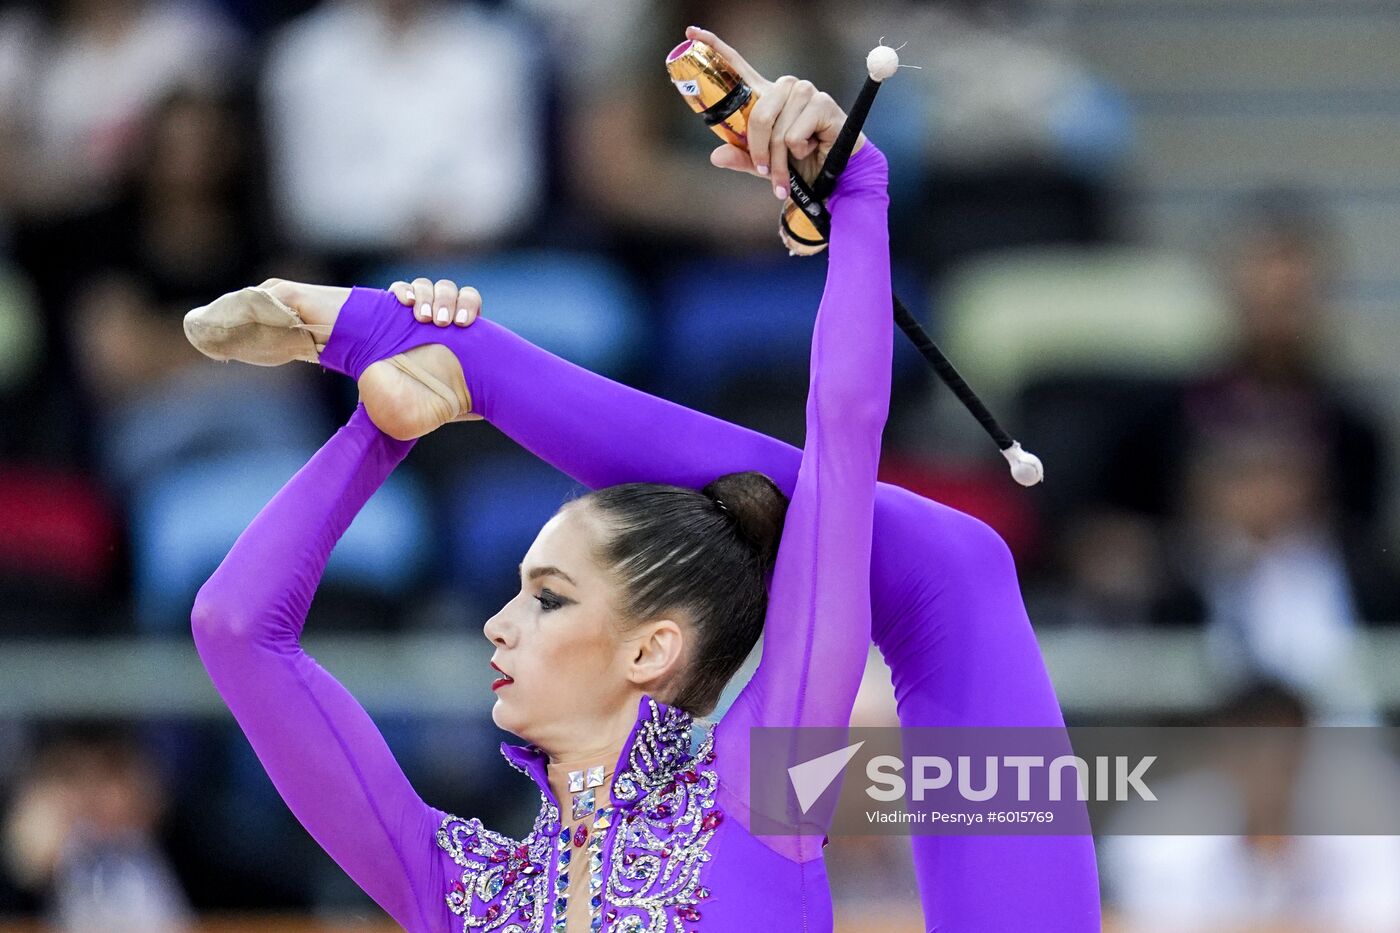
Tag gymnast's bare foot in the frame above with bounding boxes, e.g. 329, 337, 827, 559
183, 277, 482, 441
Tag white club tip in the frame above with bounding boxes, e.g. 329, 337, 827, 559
1002, 441, 1044, 487
866, 44, 900, 82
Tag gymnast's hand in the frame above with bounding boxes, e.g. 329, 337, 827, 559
684, 26, 866, 203
387, 277, 482, 328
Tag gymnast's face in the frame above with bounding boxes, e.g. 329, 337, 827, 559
482, 502, 684, 748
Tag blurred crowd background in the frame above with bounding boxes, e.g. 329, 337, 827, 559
0, 0, 1397, 930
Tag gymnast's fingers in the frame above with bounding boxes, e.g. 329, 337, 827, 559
782, 90, 835, 164
432, 279, 457, 327
455, 285, 482, 327
710, 143, 757, 175
770, 78, 815, 199
684, 26, 766, 89
408, 278, 434, 322
389, 281, 415, 308
747, 74, 793, 181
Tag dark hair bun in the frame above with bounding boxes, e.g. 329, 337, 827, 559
702, 472, 789, 572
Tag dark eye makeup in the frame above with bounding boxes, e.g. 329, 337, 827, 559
535, 589, 569, 612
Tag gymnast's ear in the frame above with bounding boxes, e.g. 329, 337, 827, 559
626, 617, 686, 688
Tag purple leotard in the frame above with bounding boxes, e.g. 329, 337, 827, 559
193, 143, 1100, 931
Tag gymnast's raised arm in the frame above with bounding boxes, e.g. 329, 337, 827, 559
189, 404, 463, 932
377, 47, 895, 862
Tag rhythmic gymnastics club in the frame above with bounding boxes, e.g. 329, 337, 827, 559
665, 39, 1044, 486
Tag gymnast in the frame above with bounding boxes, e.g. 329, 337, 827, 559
187, 27, 1099, 932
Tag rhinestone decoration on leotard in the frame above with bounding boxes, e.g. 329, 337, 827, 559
569, 762, 605, 820
437, 799, 553, 932
605, 708, 721, 932
551, 802, 612, 933
437, 698, 723, 932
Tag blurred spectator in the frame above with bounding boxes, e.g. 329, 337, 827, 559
261, 0, 545, 259
2, 729, 193, 933
1042, 189, 1398, 679
1108, 189, 1389, 530
1178, 429, 1381, 718
15, 83, 324, 491
0, 0, 242, 217
9, 80, 334, 633
1101, 681, 1400, 931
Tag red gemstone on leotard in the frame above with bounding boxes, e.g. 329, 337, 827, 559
572, 824, 588, 847
701, 811, 723, 831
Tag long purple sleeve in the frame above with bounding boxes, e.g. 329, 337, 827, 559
190, 407, 455, 933
323, 144, 1099, 928
710, 144, 891, 862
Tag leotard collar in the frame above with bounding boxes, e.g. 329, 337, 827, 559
498, 694, 699, 812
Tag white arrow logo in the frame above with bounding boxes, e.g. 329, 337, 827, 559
788, 742, 865, 814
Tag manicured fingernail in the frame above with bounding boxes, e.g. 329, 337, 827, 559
418, 302, 431, 320
757, 163, 769, 176
775, 184, 787, 200
436, 306, 450, 324
455, 309, 469, 325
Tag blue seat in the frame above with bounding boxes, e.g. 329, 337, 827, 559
445, 453, 586, 610
657, 257, 926, 407
131, 449, 432, 632
371, 250, 645, 378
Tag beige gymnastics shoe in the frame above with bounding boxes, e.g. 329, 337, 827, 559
184, 285, 480, 441
184, 285, 325, 366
